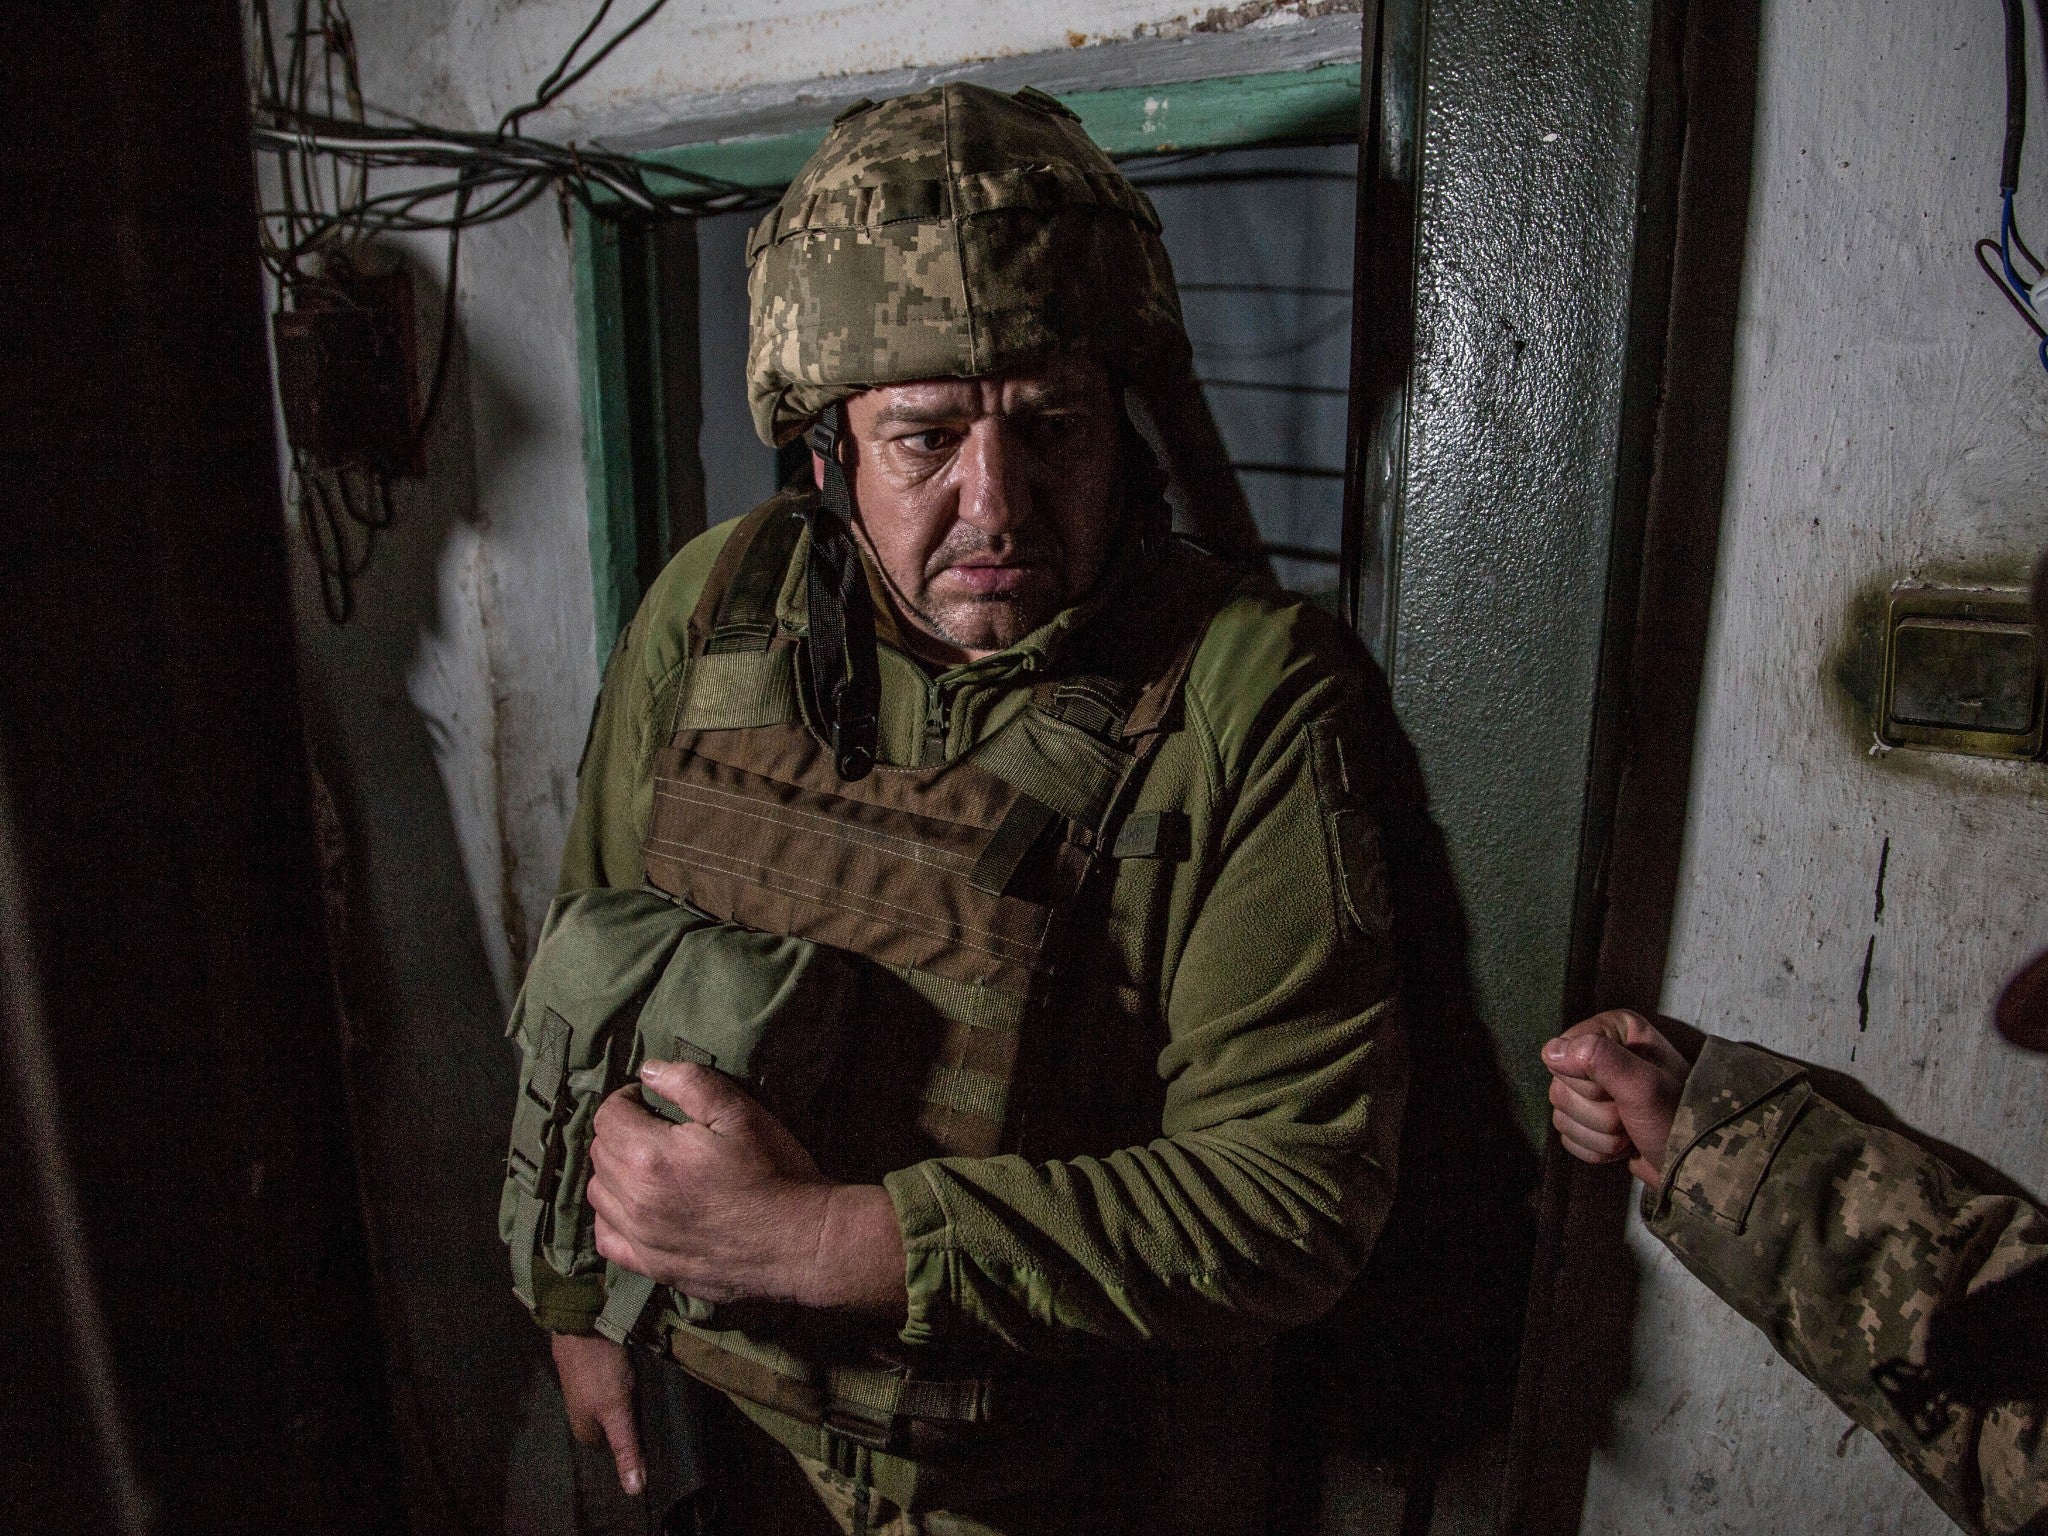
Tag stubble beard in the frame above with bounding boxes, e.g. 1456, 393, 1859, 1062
907, 527, 1068, 653
908, 583, 1054, 653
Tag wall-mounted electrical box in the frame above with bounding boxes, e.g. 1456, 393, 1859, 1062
272, 256, 423, 478
1879, 585, 2044, 759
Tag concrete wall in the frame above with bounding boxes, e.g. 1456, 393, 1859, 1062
1580, 3, 2048, 1532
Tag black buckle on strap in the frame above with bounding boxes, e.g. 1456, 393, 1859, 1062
799, 404, 881, 782
821, 1403, 895, 1454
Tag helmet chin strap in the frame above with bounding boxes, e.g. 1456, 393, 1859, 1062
801, 403, 881, 781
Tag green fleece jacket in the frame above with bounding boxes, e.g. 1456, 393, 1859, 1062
541, 505, 1407, 1364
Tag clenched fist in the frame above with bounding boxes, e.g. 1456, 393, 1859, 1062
1539, 1009, 1692, 1186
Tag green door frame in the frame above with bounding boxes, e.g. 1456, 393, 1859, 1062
568, 60, 1365, 664
1344, 2, 1683, 1532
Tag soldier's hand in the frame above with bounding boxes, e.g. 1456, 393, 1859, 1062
1540, 1009, 1692, 1185
588, 1060, 835, 1305
550, 1331, 645, 1496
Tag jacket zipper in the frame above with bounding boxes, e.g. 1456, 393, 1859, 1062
924, 684, 949, 766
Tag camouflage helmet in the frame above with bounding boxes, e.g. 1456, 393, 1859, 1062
745, 82, 1191, 446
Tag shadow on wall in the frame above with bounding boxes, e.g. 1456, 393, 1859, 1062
1267, 642, 1542, 1536
290, 240, 551, 1536
1275, 3, 1771, 1530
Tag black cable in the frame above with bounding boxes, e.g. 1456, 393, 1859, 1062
411, 179, 471, 451
1989, 0, 2048, 373
2006, 0, 2028, 194
502, 0, 620, 134
1124, 167, 1357, 189
300, 464, 373, 623
1178, 282, 1353, 298
2013, 209, 2046, 278
333, 456, 393, 531
250, 112, 776, 248
248, 0, 776, 626
512, 0, 674, 131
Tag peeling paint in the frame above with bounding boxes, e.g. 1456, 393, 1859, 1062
1188, 0, 1362, 35
402, 0, 1365, 148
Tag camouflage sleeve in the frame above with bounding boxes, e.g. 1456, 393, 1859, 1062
1646, 1036, 2048, 1536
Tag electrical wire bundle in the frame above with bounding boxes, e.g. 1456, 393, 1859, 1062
247, 0, 780, 621
1979, 0, 2048, 375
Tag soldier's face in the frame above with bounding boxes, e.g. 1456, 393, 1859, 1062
827, 357, 1122, 662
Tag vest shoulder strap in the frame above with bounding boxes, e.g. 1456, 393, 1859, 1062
671, 493, 810, 734
684, 489, 810, 656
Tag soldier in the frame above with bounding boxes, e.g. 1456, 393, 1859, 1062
1543, 542, 2048, 1536
503, 83, 1407, 1535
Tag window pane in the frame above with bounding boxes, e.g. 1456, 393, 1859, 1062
1138, 142, 1357, 603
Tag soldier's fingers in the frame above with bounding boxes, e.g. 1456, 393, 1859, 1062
593, 1088, 689, 1189
593, 1082, 660, 1148
587, 1167, 645, 1251
1549, 1075, 1625, 1137
1541, 1036, 1615, 1099
560, 1383, 603, 1445
1620, 1012, 1692, 1083
551, 1332, 639, 1484
1562, 1033, 1675, 1142
592, 1209, 636, 1271
642, 1059, 752, 1133
587, 1168, 618, 1224
1553, 1108, 1632, 1163
1559, 1009, 1640, 1046
597, 1397, 646, 1497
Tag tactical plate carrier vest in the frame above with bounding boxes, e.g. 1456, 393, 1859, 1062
508, 490, 1236, 1456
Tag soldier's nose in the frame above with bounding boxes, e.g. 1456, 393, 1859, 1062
956, 418, 1033, 536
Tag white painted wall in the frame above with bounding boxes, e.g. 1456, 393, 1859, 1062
1581, 3, 2048, 1532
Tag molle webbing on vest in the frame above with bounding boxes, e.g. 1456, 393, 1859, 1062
504, 1009, 573, 1308
647, 732, 1061, 1000
669, 1328, 994, 1439
636, 496, 1235, 1445
664, 654, 798, 732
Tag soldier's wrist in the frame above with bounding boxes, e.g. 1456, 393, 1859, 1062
787, 1182, 908, 1316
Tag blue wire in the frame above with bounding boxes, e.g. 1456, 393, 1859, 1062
2002, 188, 2036, 302
1998, 191, 2048, 370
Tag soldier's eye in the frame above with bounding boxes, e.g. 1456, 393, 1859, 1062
905, 429, 955, 453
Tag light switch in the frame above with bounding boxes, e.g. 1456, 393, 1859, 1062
1879, 586, 2044, 759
